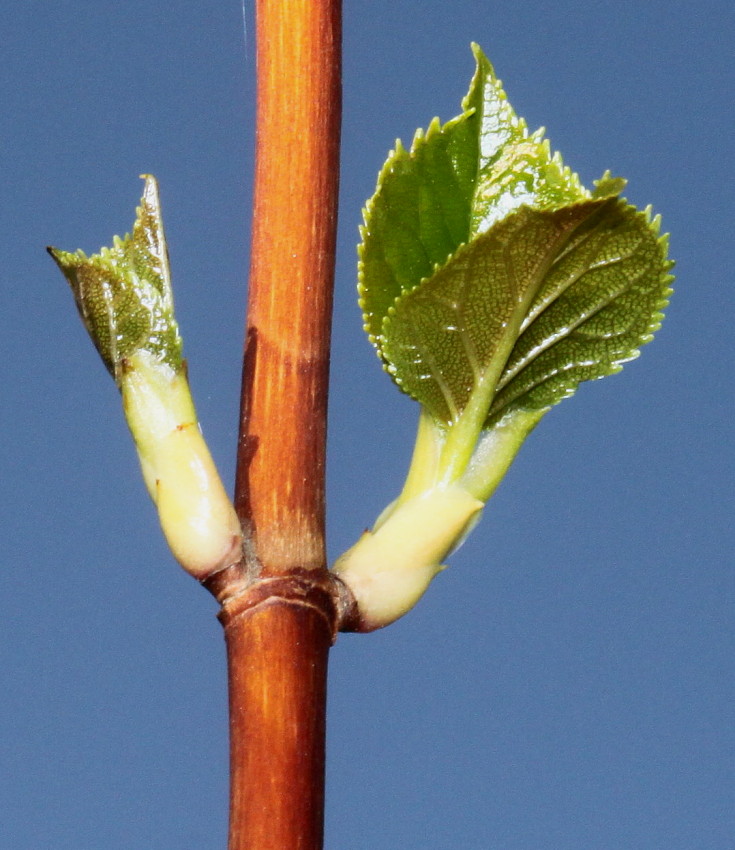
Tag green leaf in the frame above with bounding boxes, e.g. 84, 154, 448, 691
487, 205, 672, 424
359, 43, 591, 357
48, 175, 182, 382
337, 45, 675, 624
382, 197, 672, 431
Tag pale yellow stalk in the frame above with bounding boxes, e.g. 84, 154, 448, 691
121, 350, 243, 579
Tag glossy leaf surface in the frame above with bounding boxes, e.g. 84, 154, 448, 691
359, 45, 672, 430
360, 44, 593, 354
49, 176, 182, 382
382, 198, 672, 427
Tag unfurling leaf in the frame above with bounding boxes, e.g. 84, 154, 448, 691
382, 197, 671, 429
359, 43, 591, 357
48, 175, 181, 382
50, 177, 242, 580
336, 44, 674, 630
359, 46, 671, 426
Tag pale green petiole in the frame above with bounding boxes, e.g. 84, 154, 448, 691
457, 408, 546, 501
333, 484, 484, 631
334, 402, 544, 630
121, 351, 243, 579
395, 408, 447, 506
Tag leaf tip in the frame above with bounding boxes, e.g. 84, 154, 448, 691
469, 41, 492, 73
137, 173, 160, 208
592, 172, 627, 199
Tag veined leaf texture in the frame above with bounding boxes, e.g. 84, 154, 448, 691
359, 45, 673, 430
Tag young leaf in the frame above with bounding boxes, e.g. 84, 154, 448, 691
335, 45, 674, 630
487, 205, 672, 425
49, 177, 243, 580
381, 197, 672, 431
359, 43, 590, 359
48, 175, 182, 382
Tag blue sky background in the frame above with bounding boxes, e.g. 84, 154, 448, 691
2, 1, 733, 847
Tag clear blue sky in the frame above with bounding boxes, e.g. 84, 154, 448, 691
2, 1, 733, 847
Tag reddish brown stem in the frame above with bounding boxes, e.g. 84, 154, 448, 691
235, 0, 342, 574
220, 573, 339, 850
211, 1, 343, 849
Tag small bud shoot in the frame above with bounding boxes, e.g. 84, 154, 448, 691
50, 176, 242, 579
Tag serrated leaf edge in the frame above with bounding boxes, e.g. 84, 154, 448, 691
485, 201, 674, 421
358, 44, 597, 362
379, 195, 673, 428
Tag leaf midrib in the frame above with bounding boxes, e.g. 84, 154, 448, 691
436, 205, 602, 482
495, 212, 645, 401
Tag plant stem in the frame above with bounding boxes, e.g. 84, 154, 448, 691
220, 572, 340, 850
207, 1, 343, 848
235, 0, 342, 573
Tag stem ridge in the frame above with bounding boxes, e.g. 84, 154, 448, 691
217, 569, 346, 645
